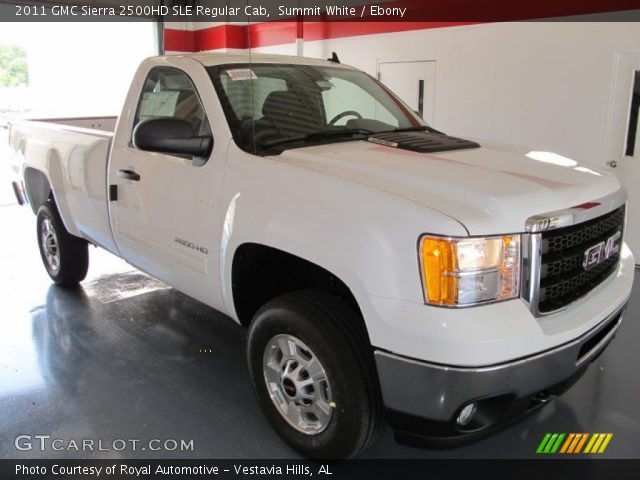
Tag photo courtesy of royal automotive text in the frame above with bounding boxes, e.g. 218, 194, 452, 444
0, 0, 639, 479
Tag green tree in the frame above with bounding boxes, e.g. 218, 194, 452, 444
0, 45, 29, 87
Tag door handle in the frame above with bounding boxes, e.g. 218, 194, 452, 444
607, 160, 618, 168
117, 169, 141, 181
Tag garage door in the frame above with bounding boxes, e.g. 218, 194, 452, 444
605, 52, 640, 262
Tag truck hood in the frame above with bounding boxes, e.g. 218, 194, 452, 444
275, 139, 622, 235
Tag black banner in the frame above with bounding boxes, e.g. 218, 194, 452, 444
1, 459, 639, 480
1, 0, 640, 22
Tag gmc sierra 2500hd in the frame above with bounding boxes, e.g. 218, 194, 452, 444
8, 53, 634, 458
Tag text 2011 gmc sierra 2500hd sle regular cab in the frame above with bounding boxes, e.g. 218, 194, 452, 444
8, 53, 635, 458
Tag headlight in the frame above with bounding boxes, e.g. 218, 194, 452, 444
419, 234, 521, 306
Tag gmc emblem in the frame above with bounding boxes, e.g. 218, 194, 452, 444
583, 231, 621, 270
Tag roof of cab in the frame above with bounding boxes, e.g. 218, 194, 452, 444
169, 52, 354, 68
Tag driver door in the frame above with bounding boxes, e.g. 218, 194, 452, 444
108, 66, 223, 306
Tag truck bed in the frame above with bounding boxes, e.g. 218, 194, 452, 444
10, 116, 119, 254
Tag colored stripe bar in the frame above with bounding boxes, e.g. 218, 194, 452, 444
537, 432, 613, 454
560, 433, 575, 454
584, 434, 599, 453
543, 434, 559, 453
598, 434, 613, 453
550, 433, 566, 453
586, 433, 613, 454
567, 434, 582, 453
591, 434, 607, 453
574, 433, 589, 454
537, 433, 552, 453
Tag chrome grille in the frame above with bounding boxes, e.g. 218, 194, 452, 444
542, 207, 625, 254
537, 206, 624, 313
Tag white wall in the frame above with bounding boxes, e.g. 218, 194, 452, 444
250, 22, 640, 168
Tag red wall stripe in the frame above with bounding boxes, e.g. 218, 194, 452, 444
164, 27, 196, 52
164, 22, 472, 52
301, 21, 479, 42
193, 24, 246, 51
247, 22, 298, 48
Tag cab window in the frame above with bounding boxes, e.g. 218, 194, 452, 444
134, 67, 210, 137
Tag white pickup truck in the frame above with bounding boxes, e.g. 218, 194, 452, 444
8, 53, 635, 458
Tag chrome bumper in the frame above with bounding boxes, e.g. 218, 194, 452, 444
375, 300, 626, 437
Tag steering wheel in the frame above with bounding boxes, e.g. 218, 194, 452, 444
328, 110, 363, 127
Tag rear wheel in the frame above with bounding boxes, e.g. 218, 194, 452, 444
36, 201, 89, 286
247, 290, 384, 458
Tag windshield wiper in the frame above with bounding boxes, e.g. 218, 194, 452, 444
261, 129, 374, 150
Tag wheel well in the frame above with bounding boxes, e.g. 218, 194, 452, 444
24, 168, 52, 213
232, 243, 365, 329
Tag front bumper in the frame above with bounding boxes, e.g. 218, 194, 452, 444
374, 300, 626, 440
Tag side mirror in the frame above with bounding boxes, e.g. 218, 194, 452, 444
133, 118, 212, 158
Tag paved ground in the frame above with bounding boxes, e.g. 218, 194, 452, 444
0, 201, 638, 459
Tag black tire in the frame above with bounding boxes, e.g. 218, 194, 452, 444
36, 201, 89, 286
247, 290, 384, 459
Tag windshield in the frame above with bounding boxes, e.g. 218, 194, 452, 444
208, 63, 428, 153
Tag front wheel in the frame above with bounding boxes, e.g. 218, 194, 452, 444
36, 201, 89, 286
247, 291, 384, 459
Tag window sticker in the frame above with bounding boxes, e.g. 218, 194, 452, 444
139, 91, 180, 118
226, 68, 258, 81
161, 75, 193, 90
315, 79, 335, 90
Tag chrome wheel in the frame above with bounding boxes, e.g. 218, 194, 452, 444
263, 334, 333, 435
40, 217, 60, 273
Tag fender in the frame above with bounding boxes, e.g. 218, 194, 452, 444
218, 144, 468, 329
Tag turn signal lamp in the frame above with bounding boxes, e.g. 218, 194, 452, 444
419, 235, 521, 306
